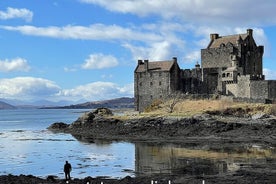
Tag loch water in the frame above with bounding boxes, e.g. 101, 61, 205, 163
0, 109, 275, 179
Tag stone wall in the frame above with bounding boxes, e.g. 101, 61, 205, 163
181, 68, 202, 93
268, 81, 276, 100
201, 45, 235, 68
236, 76, 251, 98
250, 80, 269, 100
225, 83, 238, 96
135, 70, 172, 111
250, 80, 276, 101
202, 68, 219, 94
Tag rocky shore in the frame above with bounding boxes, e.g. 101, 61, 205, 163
3, 108, 276, 184
1, 171, 276, 184
48, 108, 276, 146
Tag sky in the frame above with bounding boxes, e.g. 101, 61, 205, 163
0, 0, 276, 104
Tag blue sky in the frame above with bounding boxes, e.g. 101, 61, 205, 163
0, 0, 276, 103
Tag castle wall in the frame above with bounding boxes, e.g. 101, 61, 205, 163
250, 80, 269, 100
268, 81, 276, 100
225, 83, 238, 96
250, 80, 276, 101
170, 62, 181, 92
242, 38, 264, 76
135, 70, 172, 111
201, 45, 235, 69
202, 68, 219, 94
181, 68, 202, 93
236, 76, 251, 98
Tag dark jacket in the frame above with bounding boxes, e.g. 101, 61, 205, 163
64, 162, 72, 173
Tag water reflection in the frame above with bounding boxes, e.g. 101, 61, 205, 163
135, 143, 276, 176
56, 134, 276, 178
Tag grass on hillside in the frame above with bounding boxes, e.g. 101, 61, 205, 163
141, 99, 276, 117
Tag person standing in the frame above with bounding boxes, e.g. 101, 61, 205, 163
64, 161, 72, 180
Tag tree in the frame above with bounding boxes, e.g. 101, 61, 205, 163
163, 91, 183, 113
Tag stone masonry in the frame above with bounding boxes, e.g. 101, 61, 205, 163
134, 29, 276, 112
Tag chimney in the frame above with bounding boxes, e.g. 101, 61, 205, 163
172, 57, 177, 62
144, 59, 149, 70
138, 59, 143, 65
210, 33, 219, 40
247, 29, 253, 37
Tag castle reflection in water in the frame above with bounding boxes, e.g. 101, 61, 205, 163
135, 143, 276, 176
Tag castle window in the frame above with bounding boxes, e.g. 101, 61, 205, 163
222, 73, 226, 78
160, 95, 162, 98
159, 81, 162, 86
150, 82, 153, 86
150, 95, 153, 99
159, 72, 162, 77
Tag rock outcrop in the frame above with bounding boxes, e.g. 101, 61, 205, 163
69, 107, 113, 128
48, 108, 276, 144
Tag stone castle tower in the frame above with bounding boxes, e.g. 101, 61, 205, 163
201, 29, 264, 94
134, 29, 276, 112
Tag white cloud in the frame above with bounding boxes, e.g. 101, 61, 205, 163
264, 68, 276, 80
0, 58, 31, 72
184, 51, 201, 63
0, 24, 161, 42
123, 41, 172, 61
59, 82, 133, 101
101, 74, 113, 79
0, 77, 133, 102
80, 0, 276, 26
0, 7, 33, 22
82, 53, 119, 69
64, 66, 78, 72
0, 77, 61, 100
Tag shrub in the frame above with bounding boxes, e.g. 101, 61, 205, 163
144, 99, 163, 113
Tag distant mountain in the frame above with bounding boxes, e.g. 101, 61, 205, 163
42, 97, 134, 109
0, 98, 74, 108
0, 101, 16, 109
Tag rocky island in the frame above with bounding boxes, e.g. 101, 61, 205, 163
48, 107, 276, 146
3, 100, 276, 184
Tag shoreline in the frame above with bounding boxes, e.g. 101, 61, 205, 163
48, 111, 276, 146
8, 109, 273, 184
2, 169, 276, 184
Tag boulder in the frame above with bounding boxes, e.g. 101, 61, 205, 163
93, 107, 113, 116
251, 113, 270, 120
70, 108, 113, 128
47, 122, 69, 130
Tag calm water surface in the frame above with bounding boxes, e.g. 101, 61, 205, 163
0, 109, 135, 178
0, 109, 275, 179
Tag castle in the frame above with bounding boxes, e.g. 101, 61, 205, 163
134, 29, 276, 112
